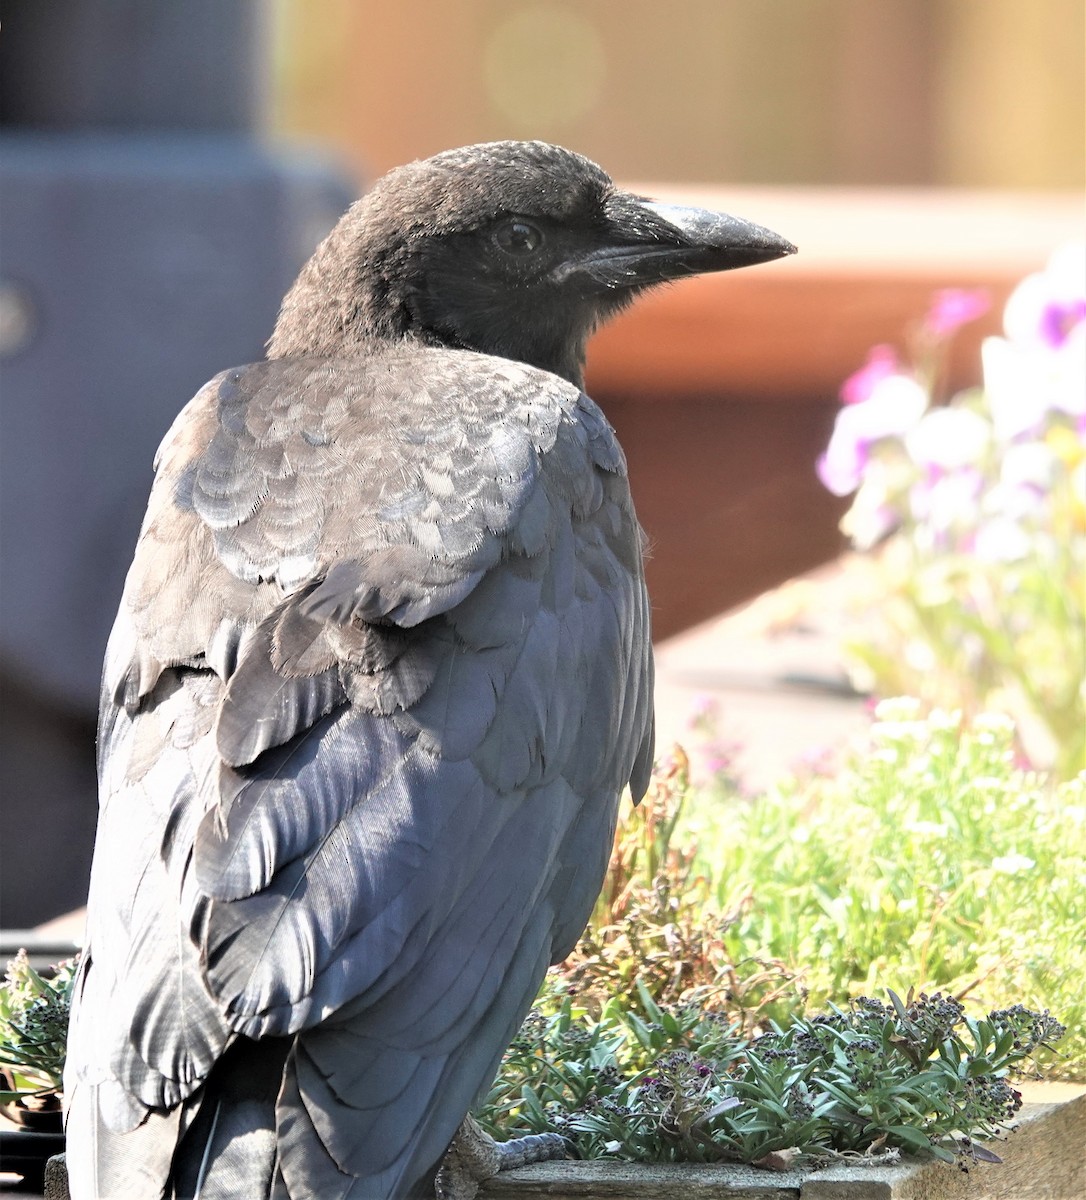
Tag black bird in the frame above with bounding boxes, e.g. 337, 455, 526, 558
63, 141, 794, 1199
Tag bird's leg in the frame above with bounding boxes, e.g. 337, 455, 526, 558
434, 1113, 570, 1200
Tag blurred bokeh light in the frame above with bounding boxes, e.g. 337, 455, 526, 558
272, 0, 1085, 189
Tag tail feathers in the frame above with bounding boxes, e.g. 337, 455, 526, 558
167, 1036, 289, 1200
271, 1041, 448, 1200
168, 1095, 278, 1200
63, 1080, 181, 1200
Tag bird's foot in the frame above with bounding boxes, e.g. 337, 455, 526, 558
435, 1114, 571, 1199
494, 1130, 571, 1172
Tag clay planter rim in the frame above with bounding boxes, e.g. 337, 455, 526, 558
0, 1065, 64, 1133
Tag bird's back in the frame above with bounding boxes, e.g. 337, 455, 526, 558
64, 345, 654, 1199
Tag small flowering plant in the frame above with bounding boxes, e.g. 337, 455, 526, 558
0, 951, 78, 1104
819, 245, 1086, 778
478, 715, 1077, 1166
478, 986, 1065, 1168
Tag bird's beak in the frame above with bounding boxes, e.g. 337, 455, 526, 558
554, 193, 796, 291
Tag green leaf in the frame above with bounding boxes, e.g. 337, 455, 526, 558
887, 990, 909, 1021
884, 1124, 933, 1153
635, 979, 664, 1025
812, 1076, 861, 1108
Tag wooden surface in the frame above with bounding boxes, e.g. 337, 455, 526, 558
603, 394, 848, 641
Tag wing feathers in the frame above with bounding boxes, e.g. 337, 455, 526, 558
66, 347, 654, 1200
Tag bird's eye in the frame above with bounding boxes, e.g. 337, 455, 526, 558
493, 219, 545, 256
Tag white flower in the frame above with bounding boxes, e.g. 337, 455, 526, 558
983, 244, 1086, 438
974, 517, 1033, 562
905, 406, 990, 469
985, 477, 1046, 524
842, 463, 901, 548
858, 375, 931, 435
991, 853, 1036, 874
1003, 242, 1086, 350
910, 470, 983, 533
1000, 441, 1058, 491
842, 495, 900, 550
973, 712, 1017, 735
1052, 321, 1086, 416
818, 375, 929, 496
982, 337, 1052, 440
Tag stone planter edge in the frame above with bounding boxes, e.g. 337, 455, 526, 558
39, 1089, 1084, 1200
478, 1090, 1085, 1200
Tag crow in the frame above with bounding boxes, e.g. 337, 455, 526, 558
63, 140, 794, 1199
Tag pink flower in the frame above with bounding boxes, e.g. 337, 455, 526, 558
923, 289, 990, 339
818, 374, 929, 495
840, 345, 900, 405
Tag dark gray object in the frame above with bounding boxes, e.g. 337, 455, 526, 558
0, 0, 264, 132
0, 0, 355, 927
62, 140, 794, 1199
0, 135, 353, 708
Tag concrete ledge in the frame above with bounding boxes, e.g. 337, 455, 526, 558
480, 1088, 1085, 1200
481, 1159, 805, 1197
32, 1087, 1084, 1200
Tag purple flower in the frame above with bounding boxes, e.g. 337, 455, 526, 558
840, 345, 900, 405
1004, 243, 1086, 351
818, 374, 928, 495
1040, 298, 1086, 346
924, 289, 990, 338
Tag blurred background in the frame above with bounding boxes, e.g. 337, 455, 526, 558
274, 0, 1084, 188
0, 0, 1082, 930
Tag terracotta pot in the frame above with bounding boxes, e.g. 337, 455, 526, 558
0, 1066, 63, 1133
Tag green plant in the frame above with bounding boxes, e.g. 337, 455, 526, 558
689, 700, 1086, 1078
0, 950, 78, 1102
478, 702, 1077, 1168
477, 985, 1064, 1168
552, 748, 806, 1034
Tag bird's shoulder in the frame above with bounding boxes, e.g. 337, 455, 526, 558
152, 344, 620, 488
110, 344, 632, 707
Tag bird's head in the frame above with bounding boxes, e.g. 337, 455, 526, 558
268, 141, 796, 387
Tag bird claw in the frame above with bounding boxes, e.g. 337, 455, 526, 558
495, 1131, 572, 1171
435, 1115, 571, 1199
